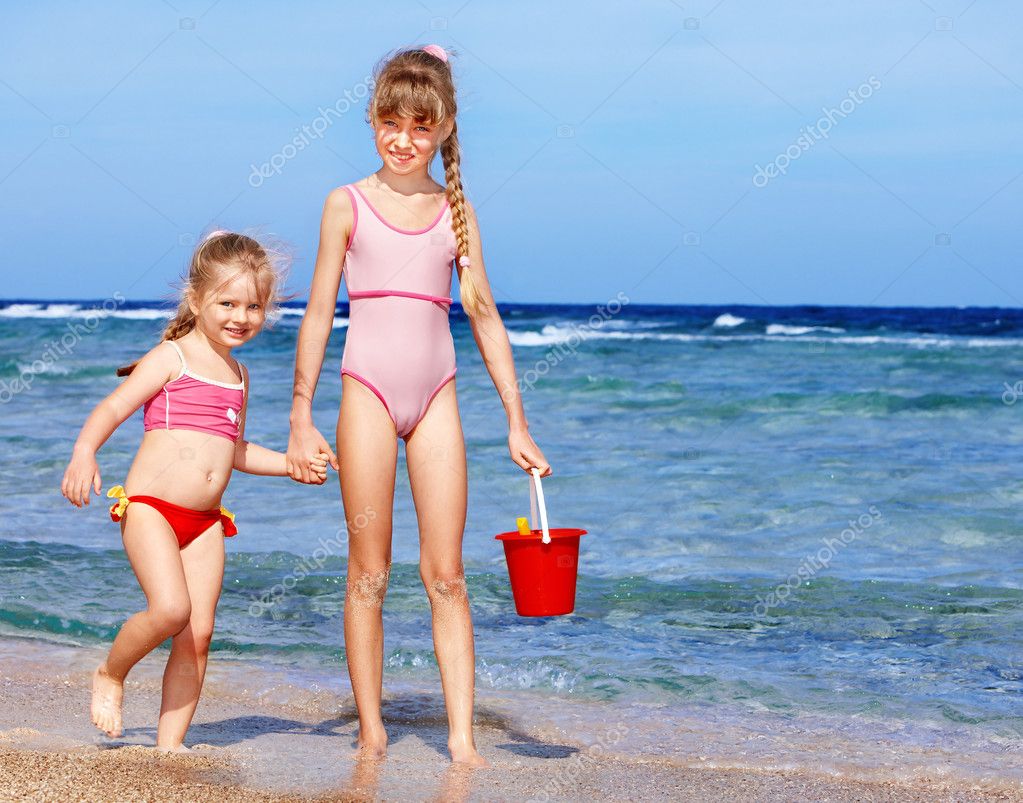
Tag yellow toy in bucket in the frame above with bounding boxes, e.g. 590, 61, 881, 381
495, 468, 587, 616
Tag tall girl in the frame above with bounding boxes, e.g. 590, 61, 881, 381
287, 45, 551, 765
61, 232, 328, 750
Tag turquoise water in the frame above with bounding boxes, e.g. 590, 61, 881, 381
1, 300, 1022, 743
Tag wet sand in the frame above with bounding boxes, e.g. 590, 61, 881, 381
0, 638, 1018, 802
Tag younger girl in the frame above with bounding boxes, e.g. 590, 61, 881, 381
287, 45, 551, 765
61, 232, 329, 750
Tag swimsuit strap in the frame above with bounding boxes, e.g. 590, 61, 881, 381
166, 340, 244, 389
166, 340, 187, 378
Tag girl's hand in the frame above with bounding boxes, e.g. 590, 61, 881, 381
287, 422, 338, 484
297, 452, 331, 485
61, 450, 102, 507
312, 452, 330, 483
509, 427, 552, 477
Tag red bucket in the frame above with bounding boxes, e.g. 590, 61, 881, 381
495, 469, 587, 616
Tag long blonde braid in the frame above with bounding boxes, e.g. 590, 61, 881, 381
440, 122, 488, 318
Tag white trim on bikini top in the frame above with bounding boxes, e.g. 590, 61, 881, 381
166, 339, 245, 391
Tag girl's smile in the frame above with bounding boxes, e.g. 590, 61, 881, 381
192, 271, 267, 350
374, 117, 450, 174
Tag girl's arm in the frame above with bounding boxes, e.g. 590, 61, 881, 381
287, 188, 351, 483
234, 364, 327, 480
459, 201, 552, 477
235, 440, 327, 479
237, 442, 330, 477
61, 342, 179, 507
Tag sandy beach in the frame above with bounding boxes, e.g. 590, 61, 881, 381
0, 638, 1017, 802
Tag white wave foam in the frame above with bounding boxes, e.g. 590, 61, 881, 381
0, 302, 344, 326
713, 313, 746, 328
507, 324, 616, 346
508, 325, 576, 346
766, 324, 846, 335
0, 303, 171, 320
601, 319, 666, 330
0, 303, 80, 318
0, 304, 44, 317
272, 307, 352, 323
506, 323, 1022, 349
778, 334, 1019, 348
16, 361, 71, 376
475, 656, 579, 693
108, 309, 173, 320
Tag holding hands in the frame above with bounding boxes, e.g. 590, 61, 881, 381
298, 450, 333, 485
287, 421, 339, 485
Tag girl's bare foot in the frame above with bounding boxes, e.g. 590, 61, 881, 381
157, 743, 192, 753
90, 664, 124, 738
448, 735, 488, 767
355, 723, 388, 759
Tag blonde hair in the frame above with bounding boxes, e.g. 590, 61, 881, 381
117, 231, 286, 376
368, 47, 489, 318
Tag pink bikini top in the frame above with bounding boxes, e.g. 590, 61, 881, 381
142, 340, 245, 442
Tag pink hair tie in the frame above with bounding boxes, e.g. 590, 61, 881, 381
458, 255, 470, 267
423, 44, 448, 63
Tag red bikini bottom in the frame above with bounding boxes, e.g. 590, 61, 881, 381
108, 486, 237, 549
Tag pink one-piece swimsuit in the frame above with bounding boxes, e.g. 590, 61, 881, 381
339, 184, 458, 438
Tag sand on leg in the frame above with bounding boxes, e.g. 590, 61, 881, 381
405, 378, 486, 766
92, 503, 191, 738
338, 373, 399, 759
156, 522, 225, 750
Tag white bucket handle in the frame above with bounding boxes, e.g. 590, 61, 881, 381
529, 467, 551, 544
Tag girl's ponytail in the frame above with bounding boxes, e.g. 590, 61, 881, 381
160, 303, 197, 344
115, 302, 196, 376
441, 122, 489, 319
115, 303, 196, 377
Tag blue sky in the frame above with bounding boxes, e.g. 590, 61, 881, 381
1, 0, 1021, 306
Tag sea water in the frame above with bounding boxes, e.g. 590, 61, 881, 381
1, 299, 1021, 781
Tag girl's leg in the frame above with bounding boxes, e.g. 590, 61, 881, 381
404, 380, 486, 766
338, 374, 399, 758
92, 504, 191, 737
156, 522, 225, 749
